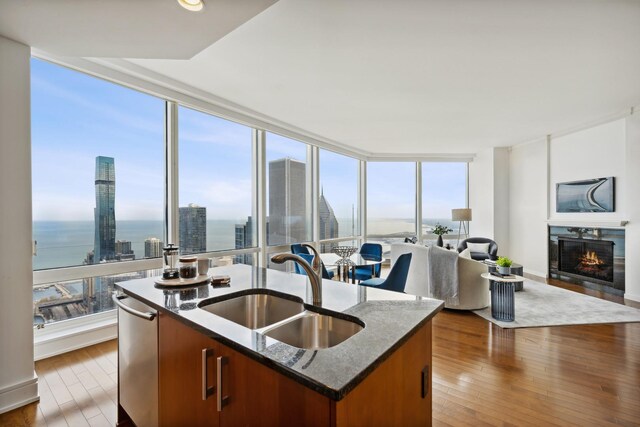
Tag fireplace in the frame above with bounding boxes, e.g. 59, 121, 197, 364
558, 238, 614, 283
549, 226, 625, 295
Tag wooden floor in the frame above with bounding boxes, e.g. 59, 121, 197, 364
1, 279, 639, 427
0, 341, 118, 427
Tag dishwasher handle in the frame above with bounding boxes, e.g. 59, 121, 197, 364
112, 294, 156, 321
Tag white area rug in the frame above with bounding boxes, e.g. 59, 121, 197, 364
473, 279, 640, 328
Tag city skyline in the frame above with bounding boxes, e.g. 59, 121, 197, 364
31, 58, 467, 226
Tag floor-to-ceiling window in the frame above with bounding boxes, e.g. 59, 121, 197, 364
422, 162, 468, 247
366, 162, 416, 257
31, 58, 165, 322
178, 106, 255, 265
318, 149, 359, 252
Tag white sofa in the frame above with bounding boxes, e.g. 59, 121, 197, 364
390, 243, 490, 310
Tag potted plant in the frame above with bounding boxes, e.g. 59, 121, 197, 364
496, 256, 512, 275
432, 223, 453, 247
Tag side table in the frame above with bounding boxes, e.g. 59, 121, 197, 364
484, 261, 524, 291
480, 273, 524, 322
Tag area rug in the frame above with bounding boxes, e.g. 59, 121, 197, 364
472, 279, 640, 328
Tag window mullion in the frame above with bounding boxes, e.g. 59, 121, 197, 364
165, 101, 179, 246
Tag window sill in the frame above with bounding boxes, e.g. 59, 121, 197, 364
34, 310, 117, 361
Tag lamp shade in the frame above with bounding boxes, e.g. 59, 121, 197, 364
452, 208, 472, 221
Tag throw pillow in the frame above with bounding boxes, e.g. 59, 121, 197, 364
459, 248, 472, 259
467, 242, 490, 253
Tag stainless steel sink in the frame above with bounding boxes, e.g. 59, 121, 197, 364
263, 312, 364, 350
199, 293, 304, 329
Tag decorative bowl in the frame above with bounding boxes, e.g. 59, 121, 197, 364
332, 246, 358, 259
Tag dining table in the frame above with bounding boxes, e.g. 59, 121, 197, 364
319, 252, 384, 284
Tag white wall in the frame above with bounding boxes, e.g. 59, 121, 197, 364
508, 139, 548, 277
468, 147, 510, 254
549, 120, 627, 223
0, 36, 39, 413
624, 114, 640, 301
493, 148, 510, 254
469, 148, 495, 238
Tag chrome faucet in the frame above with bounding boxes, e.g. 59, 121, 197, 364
270, 252, 322, 306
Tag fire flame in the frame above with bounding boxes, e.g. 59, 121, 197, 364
579, 251, 605, 266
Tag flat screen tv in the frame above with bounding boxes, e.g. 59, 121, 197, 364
556, 177, 615, 213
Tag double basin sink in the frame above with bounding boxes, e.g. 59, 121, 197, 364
198, 290, 364, 350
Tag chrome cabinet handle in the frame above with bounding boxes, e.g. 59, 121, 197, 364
112, 294, 156, 321
216, 356, 229, 411
201, 348, 215, 400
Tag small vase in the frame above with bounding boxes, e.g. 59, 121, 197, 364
437, 235, 443, 247
497, 266, 510, 275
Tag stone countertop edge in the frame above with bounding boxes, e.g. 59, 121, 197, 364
116, 265, 444, 401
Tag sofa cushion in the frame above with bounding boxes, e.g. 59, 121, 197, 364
467, 242, 490, 253
459, 248, 472, 259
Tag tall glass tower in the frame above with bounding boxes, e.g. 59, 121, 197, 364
94, 156, 116, 263
268, 158, 307, 245
179, 204, 207, 254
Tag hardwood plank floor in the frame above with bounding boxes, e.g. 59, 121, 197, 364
432, 279, 640, 427
0, 341, 117, 427
1, 279, 638, 426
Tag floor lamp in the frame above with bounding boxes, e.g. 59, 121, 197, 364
452, 208, 472, 248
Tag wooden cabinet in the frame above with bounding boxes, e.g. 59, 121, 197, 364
333, 320, 432, 426
158, 312, 330, 427
158, 313, 219, 427
157, 311, 432, 427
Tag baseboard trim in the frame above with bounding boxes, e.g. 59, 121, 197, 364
523, 269, 547, 283
0, 374, 39, 415
624, 293, 640, 303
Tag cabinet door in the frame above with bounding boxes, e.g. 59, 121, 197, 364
217, 343, 331, 427
334, 320, 433, 426
159, 313, 219, 427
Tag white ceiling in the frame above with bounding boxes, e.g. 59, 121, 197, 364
0, 0, 277, 58
2, 0, 640, 155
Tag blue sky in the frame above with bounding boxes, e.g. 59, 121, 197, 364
31, 58, 466, 222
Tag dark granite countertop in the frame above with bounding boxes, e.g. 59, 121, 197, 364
116, 264, 443, 401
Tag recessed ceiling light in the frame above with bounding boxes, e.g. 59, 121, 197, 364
178, 0, 204, 12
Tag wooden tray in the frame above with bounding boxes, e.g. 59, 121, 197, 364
154, 274, 212, 288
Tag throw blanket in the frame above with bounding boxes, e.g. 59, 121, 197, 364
428, 246, 459, 306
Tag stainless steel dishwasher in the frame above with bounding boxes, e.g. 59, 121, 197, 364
113, 293, 158, 427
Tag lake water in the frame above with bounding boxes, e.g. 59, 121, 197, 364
33, 218, 456, 270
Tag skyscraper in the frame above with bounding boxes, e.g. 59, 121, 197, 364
234, 216, 252, 265
144, 237, 163, 258
268, 158, 307, 245
93, 156, 116, 263
319, 188, 339, 252
115, 239, 135, 261
179, 204, 207, 254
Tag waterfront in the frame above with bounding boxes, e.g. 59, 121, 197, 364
33, 218, 458, 270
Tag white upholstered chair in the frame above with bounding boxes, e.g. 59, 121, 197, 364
390, 243, 490, 310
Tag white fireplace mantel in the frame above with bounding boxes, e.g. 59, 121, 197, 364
546, 220, 629, 228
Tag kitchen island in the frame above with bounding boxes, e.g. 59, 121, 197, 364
115, 264, 443, 426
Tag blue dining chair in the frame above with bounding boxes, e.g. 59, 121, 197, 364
360, 253, 412, 293
291, 243, 310, 255
293, 253, 335, 280
348, 243, 383, 281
